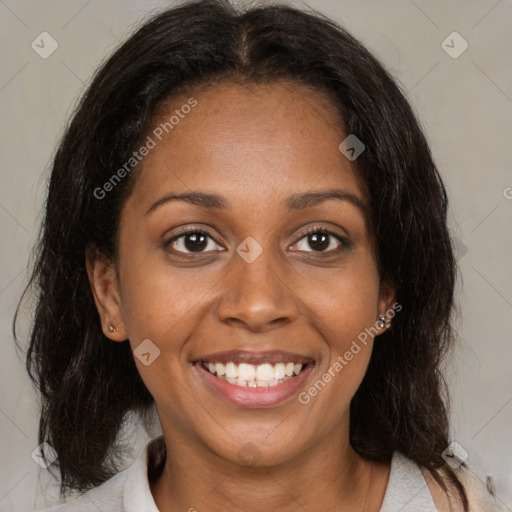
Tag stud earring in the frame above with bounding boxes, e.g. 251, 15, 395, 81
377, 315, 389, 329
108, 324, 117, 333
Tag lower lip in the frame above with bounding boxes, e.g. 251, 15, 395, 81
195, 363, 313, 407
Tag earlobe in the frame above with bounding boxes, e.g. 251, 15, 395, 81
85, 247, 128, 341
376, 280, 397, 335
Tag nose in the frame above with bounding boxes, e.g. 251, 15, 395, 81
216, 244, 300, 332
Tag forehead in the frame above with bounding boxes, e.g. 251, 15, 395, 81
126, 81, 366, 214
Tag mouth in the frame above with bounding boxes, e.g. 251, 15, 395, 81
193, 350, 315, 407
200, 360, 307, 387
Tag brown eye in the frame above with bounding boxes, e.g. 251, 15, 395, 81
293, 228, 352, 253
164, 229, 223, 254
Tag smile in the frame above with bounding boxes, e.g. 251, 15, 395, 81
201, 361, 304, 387
194, 350, 315, 407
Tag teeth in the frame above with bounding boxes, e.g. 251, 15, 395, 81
238, 363, 256, 381
274, 363, 286, 379
225, 362, 238, 378
203, 361, 306, 387
216, 362, 226, 376
285, 362, 294, 377
256, 363, 274, 381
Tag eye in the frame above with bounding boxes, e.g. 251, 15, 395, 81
163, 226, 351, 256
163, 228, 224, 254
292, 227, 352, 253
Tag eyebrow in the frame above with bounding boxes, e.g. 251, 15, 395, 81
145, 189, 368, 218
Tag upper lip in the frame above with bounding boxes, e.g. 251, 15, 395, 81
196, 350, 314, 365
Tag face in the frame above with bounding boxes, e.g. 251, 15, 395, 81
88, 81, 395, 467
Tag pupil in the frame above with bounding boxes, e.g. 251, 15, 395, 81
310, 233, 328, 251
183, 232, 330, 252
185, 233, 207, 252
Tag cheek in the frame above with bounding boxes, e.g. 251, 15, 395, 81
298, 269, 378, 414
119, 249, 209, 345
116, 243, 227, 396
299, 253, 381, 395
117, 259, 206, 416
306, 257, 381, 344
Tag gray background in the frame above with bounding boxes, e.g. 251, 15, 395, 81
0, 0, 511, 510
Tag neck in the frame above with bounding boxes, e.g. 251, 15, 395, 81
150, 421, 390, 512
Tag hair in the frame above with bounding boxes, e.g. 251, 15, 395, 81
14, 0, 467, 508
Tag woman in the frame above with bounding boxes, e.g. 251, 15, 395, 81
15, 0, 499, 510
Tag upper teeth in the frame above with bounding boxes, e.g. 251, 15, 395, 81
205, 361, 303, 387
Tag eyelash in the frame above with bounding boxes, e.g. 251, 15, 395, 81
163, 226, 352, 255
299, 226, 352, 252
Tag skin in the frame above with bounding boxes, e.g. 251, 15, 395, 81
87, 80, 397, 511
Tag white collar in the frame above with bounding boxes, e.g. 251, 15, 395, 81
121, 437, 435, 512
122, 435, 161, 512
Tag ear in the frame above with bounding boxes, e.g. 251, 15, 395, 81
85, 246, 128, 341
376, 280, 398, 335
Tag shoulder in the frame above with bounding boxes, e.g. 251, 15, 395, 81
420, 464, 504, 512
35, 470, 128, 512
35, 436, 162, 512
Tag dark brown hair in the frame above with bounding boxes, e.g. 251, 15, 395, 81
14, 0, 467, 508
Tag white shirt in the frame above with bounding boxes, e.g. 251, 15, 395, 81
36, 435, 495, 512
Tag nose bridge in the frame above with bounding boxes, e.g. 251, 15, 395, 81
216, 237, 298, 331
